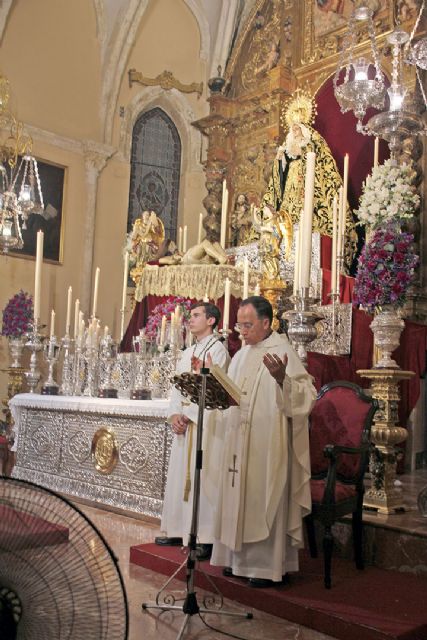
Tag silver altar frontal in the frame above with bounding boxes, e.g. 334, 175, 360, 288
9, 394, 172, 519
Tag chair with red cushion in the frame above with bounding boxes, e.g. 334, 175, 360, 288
305, 381, 378, 589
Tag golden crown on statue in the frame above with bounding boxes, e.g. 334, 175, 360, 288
281, 88, 317, 130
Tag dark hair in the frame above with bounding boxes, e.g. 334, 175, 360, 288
239, 296, 273, 325
190, 301, 221, 329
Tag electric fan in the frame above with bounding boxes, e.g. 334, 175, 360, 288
0, 476, 128, 639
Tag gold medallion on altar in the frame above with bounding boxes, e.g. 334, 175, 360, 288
91, 427, 119, 474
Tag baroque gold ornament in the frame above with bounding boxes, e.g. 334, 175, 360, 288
91, 427, 118, 474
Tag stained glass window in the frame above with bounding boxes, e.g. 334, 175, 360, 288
127, 108, 181, 241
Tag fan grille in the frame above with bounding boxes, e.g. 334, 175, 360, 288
0, 476, 128, 639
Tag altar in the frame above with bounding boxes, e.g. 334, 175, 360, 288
9, 394, 171, 519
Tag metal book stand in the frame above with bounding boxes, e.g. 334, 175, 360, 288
142, 367, 252, 639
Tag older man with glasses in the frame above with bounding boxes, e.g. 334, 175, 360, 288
211, 296, 316, 587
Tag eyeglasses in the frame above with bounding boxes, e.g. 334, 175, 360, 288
235, 322, 254, 331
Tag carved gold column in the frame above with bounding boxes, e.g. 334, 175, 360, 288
260, 281, 286, 331
357, 368, 415, 514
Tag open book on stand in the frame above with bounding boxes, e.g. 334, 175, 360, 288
173, 366, 243, 410
209, 364, 242, 407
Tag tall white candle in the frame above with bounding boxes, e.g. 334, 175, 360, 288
220, 180, 228, 249
243, 256, 249, 299
203, 291, 209, 302
293, 227, 301, 296
197, 213, 203, 244
341, 154, 349, 257
331, 196, 338, 296
300, 152, 316, 289
65, 286, 72, 335
104, 325, 109, 338
160, 315, 166, 346
74, 299, 80, 338
92, 267, 100, 318
374, 137, 379, 169
170, 310, 176, 345
223, 278, 231, 330
254, 283, 261, 296
50, 309, 55, 338
34, 230, 44, 321
178, 226, 183, 253
183, 225, 188, 253
121, 252, 129, 312
337, 186, 344, 258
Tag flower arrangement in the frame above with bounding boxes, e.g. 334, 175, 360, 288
353, 225, 418, 313
356, 159, 420, 229
145, 296, 192, 340
1, 290, 34, 338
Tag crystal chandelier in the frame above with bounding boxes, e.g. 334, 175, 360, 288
0, 73, 43, 253
333, 5, 386, 133
404, 0, 427, 105
366, 29, 426, 155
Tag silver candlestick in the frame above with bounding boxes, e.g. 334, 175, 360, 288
42, 335, 61, 395
323, 291, 341, 355
73, 333, 85, 395
98, 334, 118, 398
283, 288, 322, 366
219, 327, 232, 351
131, 329, 152, 399
25, 320, 45, 393
82, 339, 98, 397
60, 334, 74, 396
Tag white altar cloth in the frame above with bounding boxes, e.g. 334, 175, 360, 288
9, 394, 171, 518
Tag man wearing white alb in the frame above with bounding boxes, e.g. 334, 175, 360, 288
211, 296, 316, 587
155, 301, 229, 559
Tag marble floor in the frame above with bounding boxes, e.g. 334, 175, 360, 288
78, 469, 427, 640
80, 504, 334, 640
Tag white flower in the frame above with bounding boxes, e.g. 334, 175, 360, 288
356, 159, 419, 229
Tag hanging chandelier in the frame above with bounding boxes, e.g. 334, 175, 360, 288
0, 73, 43, 254
404, 0, 427, 105
366, 29, 426, 155
333, 5, 386, 134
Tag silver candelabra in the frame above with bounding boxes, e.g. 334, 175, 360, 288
283, 288, 322, 365
25, 320, 45, 393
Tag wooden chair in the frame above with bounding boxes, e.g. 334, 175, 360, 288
0, 432, 10, 475
305, 381, 378, 589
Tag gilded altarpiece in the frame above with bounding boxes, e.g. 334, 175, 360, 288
192, 0, 423, 256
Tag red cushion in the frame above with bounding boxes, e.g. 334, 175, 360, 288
310, 479, 357, 503
0, 435, 8, 445
310, 387, 371, 478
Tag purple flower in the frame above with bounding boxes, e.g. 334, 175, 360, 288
353, 224, 418, 313
1, 290, 34, 337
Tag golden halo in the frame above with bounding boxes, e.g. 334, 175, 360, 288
280, 88, 317, 131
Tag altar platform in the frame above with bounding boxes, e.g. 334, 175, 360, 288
9, 394, 171, 519
129, 469, 427, 640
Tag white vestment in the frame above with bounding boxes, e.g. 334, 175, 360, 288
211, 331, 316, 581
160, 334, 230, 543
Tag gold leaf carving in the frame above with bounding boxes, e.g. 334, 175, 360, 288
128, 69, 203, 98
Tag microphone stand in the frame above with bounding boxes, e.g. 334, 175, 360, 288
142, 367, 253, 639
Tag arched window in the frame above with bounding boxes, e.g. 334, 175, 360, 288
127, 108, 181, 241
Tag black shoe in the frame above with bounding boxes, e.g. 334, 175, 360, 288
196, 544, 212, 560
248, 577, 277, 588
222, 566, 233, 577
154, 536, 183, 546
